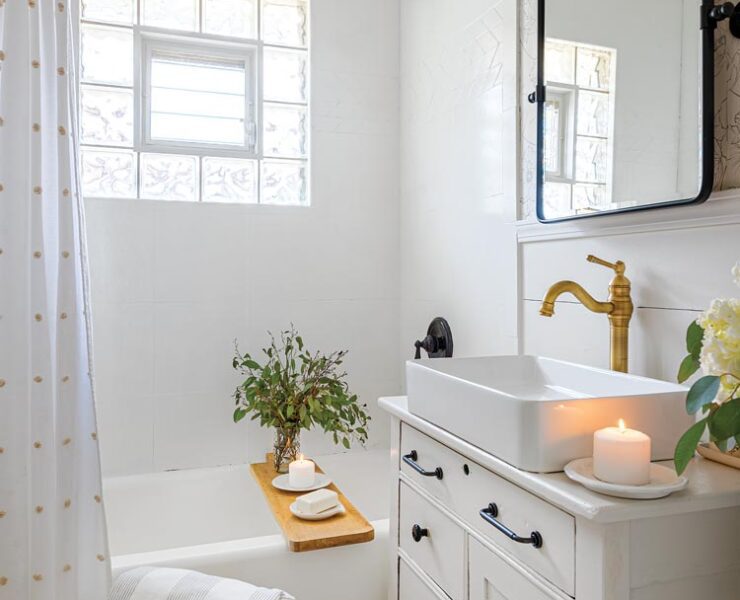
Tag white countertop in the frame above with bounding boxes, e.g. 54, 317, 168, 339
379, 396, 740, 523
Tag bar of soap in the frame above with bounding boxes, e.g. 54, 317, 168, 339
295, 489, 339, 515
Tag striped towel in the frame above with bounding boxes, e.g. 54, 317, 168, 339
110, 567, 295, 600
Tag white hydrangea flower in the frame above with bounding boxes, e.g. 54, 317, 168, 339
697, 262, 740, 402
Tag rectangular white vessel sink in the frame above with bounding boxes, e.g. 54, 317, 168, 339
406, 356, 693, 473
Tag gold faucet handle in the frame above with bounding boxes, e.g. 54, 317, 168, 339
587, 255, 625, 275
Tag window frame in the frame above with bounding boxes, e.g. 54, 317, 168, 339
78, 0, 311, 206
138, 31, 260, 158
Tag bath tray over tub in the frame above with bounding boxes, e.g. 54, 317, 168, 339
250, 456, 375, 552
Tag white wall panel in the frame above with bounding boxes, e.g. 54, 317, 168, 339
520, 216, 739, 383
87, 0, 402, 476
399, 0, 520, 364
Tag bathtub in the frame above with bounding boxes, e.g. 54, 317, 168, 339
104, 449, 391, 600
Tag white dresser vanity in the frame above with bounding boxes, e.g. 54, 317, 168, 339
380, 396, 740, 600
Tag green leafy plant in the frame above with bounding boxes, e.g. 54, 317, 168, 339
232, 326, 370, 471
674, 268, 740, 475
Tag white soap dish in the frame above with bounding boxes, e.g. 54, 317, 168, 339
289, 500, 345, 521
271, 473, 332, 492
564, 458, 688, 499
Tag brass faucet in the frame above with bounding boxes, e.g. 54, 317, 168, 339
539, 255, 633, 373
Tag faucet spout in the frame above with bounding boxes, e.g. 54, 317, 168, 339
539, 280, 614, 317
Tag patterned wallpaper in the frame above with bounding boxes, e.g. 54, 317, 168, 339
714, 27, 740, 190
519, 2, 740, 220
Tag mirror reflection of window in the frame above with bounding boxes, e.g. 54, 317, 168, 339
543, 39, 617, 218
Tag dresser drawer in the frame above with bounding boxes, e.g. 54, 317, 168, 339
469, 537, 559, 600
399, 558, 449, 600
400, 424, 575, 596
399, 481, 465, 600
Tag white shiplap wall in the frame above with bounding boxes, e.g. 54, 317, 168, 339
518, 192, 740, 382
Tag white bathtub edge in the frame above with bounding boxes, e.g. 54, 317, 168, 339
112, 518, 391, 578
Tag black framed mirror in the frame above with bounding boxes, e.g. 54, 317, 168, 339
534, 0, 737, 222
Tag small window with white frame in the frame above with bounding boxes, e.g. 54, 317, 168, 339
79, 0, 309, 205
543, 39, 616, 217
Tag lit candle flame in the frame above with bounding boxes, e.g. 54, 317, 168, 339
618, 419, 626, 432
298, 453, 305, 461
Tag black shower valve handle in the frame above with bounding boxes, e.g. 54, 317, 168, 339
414, 335, 437, 359
413, 317, 453, 360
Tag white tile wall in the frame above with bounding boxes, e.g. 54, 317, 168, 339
399, 0, 520, 363
87, 0, 401, 477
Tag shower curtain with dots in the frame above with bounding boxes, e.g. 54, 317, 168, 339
0, 1, 111, 599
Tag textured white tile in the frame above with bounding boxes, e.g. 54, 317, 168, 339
85, 199, 156, 303
153, 202, 251, 303
312, 0, 399, 78
153, 392, 250, 471
399, 0, 520, 366
153, 302, 249, 395
97, 392, 154, 476
91, 301, 155, 398
87, 0, 403, 475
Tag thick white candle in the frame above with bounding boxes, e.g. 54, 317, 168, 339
593, 420, 651, 485
288, 455, 315, 488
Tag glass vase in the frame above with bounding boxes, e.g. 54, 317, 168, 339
273, 427, 301, 473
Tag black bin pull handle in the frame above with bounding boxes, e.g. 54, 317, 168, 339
411, 524, 428, 543
479, 503, 543, 549
402, 450, 443, 480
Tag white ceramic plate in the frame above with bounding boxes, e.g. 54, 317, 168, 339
271, 473, 332, 492
289, 501, 345, 521
564, 458, 689, 499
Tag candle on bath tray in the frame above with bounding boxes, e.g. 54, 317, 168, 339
593, 419, 651, 485
288, 454, 316, 488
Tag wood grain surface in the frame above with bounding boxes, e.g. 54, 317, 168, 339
250, 456, 375, 552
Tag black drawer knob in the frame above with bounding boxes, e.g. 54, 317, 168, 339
411, 524, 429, 543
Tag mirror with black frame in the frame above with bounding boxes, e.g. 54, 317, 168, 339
535, 0, 733, 222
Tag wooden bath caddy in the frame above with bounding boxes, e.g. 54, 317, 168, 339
250, 455, 375, 552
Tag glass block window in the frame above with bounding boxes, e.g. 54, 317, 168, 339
79, 0, 309, 205
543, 39, 615, 216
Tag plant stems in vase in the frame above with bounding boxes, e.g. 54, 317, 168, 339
231, 325, 371, 470
273, 427, 300, 473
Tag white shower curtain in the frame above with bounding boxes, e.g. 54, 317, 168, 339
0, 1, 111, 599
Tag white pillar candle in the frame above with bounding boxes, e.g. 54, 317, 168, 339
288, 455, 315, 488
593, 420, 651, 485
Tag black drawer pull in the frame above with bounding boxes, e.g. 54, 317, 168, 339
479, 503, 543, 549
402, 450, 443, 480
411, 524, 429, 542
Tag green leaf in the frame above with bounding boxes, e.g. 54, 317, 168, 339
233, 408, 248, 423
677, 354, 700, 384
686, 376, 720, 414
674, 419, 706, 475
243, 359, 261, 370
708, 398, 740, 442
686, 321, 704, 358
342, 437, 350, 449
